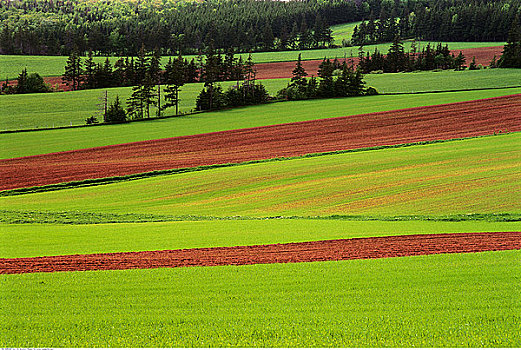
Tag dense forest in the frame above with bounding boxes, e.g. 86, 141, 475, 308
351, 0, 521, 46
0, 0, 365, 55
2, 0, 519, 56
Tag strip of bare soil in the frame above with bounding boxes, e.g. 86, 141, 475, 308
1, 232, 519, 274
2, 93, 521, 191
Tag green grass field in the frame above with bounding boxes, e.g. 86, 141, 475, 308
2, 250, 519, 347
3, 87, 521, 158
0, 41, 502, 78
0, 79, 288, 132
2, 219, 519, 258
3, 69, 521, 132
2, 133, 519, 217
331, 21, 361, 45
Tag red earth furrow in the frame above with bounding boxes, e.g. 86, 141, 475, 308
2, 93, 521, 190
1, 232, 519, 274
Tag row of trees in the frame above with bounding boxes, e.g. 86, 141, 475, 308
349, 0, 521, 46
0, 69, 50, 94
0, 0, 364, 55
357, 39, 469, 73
277, 54, 374, 101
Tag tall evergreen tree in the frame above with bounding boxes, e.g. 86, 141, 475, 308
62, 51, 83, 91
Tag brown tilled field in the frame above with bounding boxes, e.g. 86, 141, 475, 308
1, 232, 519, 274
1, 94, 520, 191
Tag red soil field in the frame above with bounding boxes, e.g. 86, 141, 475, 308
1, 93, 520, 191
1, 232, 519, 274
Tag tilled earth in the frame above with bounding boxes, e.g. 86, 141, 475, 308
2, 94, 520, 191
1, 232, 520, 274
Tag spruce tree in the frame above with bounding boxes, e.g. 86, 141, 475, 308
163, 56, 186, 116
63, 51, 83, 90
16, 68, 28, 94
290, 53, 308, 89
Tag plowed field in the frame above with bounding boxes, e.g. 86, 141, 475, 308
2, 94, 521, 191
1, 232, 519, 274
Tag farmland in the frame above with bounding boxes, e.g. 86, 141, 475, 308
1, 133, 519, 216
2, 67, 520, 132
3, 87, 521, 159
2, 93, 520, 190
1, 220, 519, 259
2, 250, 520, 347
1, 3, 520, 346
0, 41, 503, 79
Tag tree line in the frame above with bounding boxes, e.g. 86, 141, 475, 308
358, 38, 470, 73
349, 0, 521, 46
0, 0, 366, 56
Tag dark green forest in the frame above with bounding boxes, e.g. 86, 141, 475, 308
351, 0, 521, 46
0, 0, 363, 55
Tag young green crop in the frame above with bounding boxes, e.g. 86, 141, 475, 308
3, 87, 521, 159
2, 250, 520, 347
2, 219, 519, 258
3, 69, 521, 132
1, 133, 519, 217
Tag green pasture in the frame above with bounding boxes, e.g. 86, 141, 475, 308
363, 68, 521, 93
0, 41, 503, 78
2, 219, 519, 259
2, 250, 520, 347
0, 79, 288, 132
3, 68, 521, 133
331, 21, 361, 45
3, 87, 521, 159
2, 133, 519, 217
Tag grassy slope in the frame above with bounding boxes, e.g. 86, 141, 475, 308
2, 133, 519, 216
3, 69, 521, 132
3, 87, 521, 159
2, 220, 519, 258
0, 79, 288, 132
331, 21, 361, 45
2, 250, 520, 347
0, 41, 502, 78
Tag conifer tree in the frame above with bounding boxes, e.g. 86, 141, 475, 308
63, 51, 83, 91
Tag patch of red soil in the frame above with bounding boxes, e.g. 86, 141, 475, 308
1, 232, 519, 274
1, 93, 520, 191
255, 46, 504, 80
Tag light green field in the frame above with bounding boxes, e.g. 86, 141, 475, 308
0, 41, 502, 78
3, 68, 521, 132
3, 87, 521, 159
2, 250, 520, 347
364, 68, 521, 93
0, 79, 288, 132
2, 220, 519, 259
2, 133, 519, 217
331, 21, 361, 45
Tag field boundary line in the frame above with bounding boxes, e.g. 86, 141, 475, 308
1, 209, 520, 224
0, 132, 516, 197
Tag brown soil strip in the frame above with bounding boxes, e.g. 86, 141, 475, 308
2, 93, 521, 191
1, 232, 519, 275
